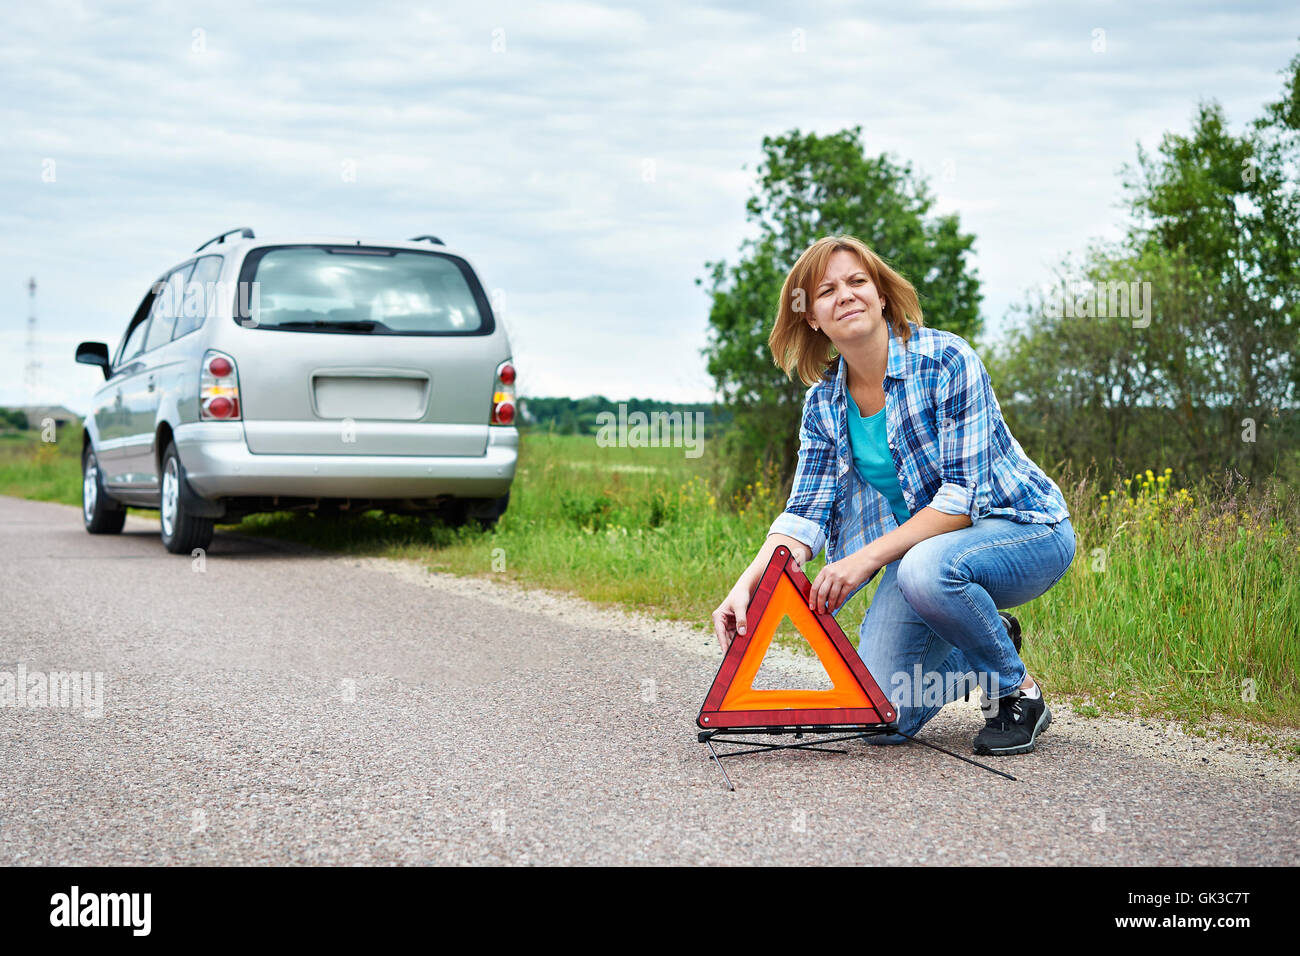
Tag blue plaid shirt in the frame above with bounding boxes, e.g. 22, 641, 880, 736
769, 321, 1069, 604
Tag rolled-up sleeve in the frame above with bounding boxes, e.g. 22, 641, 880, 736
768, 390, 835, 560
928, 343, 995, 524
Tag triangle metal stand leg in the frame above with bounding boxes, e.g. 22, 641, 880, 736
703, 737, 735, 791
892, 729, 1016, 781
698, 724, 1016, 790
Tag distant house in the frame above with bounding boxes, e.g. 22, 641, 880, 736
12, 405, 81, 434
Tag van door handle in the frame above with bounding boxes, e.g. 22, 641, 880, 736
147, 376, 156, 393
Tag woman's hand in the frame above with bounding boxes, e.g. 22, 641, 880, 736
711, 582, 751, 653
712, 540, 811, 653
808, 548, 883, 616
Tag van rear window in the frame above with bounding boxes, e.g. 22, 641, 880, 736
235, 246, 493, 335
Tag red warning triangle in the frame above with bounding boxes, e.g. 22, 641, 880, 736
698, 545, 897, 730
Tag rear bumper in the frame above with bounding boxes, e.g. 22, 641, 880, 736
174, 421, 517, 499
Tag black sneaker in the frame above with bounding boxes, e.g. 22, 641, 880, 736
973, 687, 1051, 756
1000, 612, 1022, 653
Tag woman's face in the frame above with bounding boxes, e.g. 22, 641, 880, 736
807, 249, 886, 344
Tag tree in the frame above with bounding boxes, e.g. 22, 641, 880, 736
991, 45, 1300, 486
990, 240, 1228, 480
699, 127, 983, 500
0, 408, 30, 431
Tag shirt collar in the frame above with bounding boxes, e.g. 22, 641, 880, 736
885, 320, 912, 380
832, 321, 913, 399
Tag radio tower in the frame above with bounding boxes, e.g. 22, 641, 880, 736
25, 276, 40, 405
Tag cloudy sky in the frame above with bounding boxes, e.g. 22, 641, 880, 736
3, 0, 1298, 414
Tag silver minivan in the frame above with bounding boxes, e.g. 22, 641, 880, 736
76, 228, 518, 553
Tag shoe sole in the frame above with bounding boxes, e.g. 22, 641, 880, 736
973, 704, 1051, 756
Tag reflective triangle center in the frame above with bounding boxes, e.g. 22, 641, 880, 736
750, 614, 834, 690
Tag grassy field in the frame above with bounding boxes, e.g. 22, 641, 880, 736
0, 430, 83, 503
3, 424, 1297, 743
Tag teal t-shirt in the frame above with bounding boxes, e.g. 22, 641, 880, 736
845, 391, 912, 527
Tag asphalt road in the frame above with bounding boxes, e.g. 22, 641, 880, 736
1, 494, 1296, 865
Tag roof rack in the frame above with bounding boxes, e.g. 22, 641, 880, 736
408, 235, 445, 245
195, 227, 255, 253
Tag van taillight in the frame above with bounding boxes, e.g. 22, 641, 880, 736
491, 360, 516, 425
492, 395, 516, 425
201, 350, 241, 420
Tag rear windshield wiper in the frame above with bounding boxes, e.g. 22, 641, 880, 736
267, 319, 395, 334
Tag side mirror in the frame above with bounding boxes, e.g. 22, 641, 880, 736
76, 342, 112, 380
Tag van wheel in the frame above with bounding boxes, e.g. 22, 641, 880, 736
82, 446, 126, 534
160, 441, 214, 554
466, 492, 510, 530
433, 493, 508, 530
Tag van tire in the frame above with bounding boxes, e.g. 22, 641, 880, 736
82, 445, 127, 534
468, 492, 510, 530
438, 493, 509, 530
159, 441, 214, 554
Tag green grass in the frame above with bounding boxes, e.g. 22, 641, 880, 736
0, 430, 82, 503
4, 425, 1297, 736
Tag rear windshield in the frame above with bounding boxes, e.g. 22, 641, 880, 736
235, 245, 493, 335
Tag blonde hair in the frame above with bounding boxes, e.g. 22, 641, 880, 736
768, 235, 924, 386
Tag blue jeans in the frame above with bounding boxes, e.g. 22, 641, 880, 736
858, 517, 1076, 743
